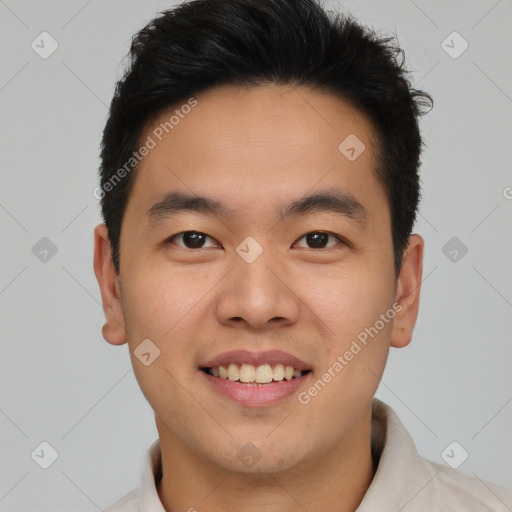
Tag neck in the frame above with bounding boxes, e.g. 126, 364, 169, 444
155, 409, 375, 512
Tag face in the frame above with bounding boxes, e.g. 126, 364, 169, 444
94, 84, 423, 474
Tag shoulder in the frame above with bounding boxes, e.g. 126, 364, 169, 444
424, 458, 512, 511
365, 400, 512, 511
102, 487, 140, 512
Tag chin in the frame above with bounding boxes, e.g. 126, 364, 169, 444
208, 438, 310, 476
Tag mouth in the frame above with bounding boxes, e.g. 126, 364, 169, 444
198, 350, 313, 406
201, 363, 312, 384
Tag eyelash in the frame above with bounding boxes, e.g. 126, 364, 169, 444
165, 231, 347, 250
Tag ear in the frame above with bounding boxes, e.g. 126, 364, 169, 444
390, 234, 424, 349
93, 224, 127, 345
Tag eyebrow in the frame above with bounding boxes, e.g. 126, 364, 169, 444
146, 188, 367, 226
279, 188, 367, 224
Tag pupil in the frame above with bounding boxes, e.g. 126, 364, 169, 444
184, 231, 205, 248
307, 232, 328, 248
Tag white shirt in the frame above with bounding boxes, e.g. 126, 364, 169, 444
103, 399, 512, 511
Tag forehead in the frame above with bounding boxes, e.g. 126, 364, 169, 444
127, 83, 387, 224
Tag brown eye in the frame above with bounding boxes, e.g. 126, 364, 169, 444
294, 231, 343, 249
168, 231, 219, 249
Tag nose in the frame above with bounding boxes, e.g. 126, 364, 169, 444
214, 249, 300, 330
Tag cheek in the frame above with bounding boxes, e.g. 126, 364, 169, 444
298, 264, 390, 328
295, 271, 392, 430
296, 263, 395, 366
121, 263, 206, 342
120, 266, 206, 418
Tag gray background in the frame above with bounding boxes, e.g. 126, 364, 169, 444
1, 0, 511, 510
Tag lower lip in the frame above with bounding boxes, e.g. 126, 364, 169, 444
200, 370, 311, 407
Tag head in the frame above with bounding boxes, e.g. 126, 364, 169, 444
94, 0, 431, 475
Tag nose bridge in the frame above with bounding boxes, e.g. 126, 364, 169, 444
236, 249, 277, 299
215, 243, 299, 328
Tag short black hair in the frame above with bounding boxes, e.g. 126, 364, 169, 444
98, 0, 433, 276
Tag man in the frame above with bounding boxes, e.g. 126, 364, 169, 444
94, 0, 512, 510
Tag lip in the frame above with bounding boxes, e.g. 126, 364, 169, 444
200, 349, 311, 371
199, 369, 311, 407
198, 349, 312, 407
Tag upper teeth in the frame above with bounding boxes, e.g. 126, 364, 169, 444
209, 363, 303, 383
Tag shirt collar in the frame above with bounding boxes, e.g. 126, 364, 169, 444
357, 398, 439, 510
139, 437, 166, 512
138, 398, 438, 511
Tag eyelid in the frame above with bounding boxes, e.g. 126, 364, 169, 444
165, 231, 221, 248
293, 231, 348, 249
164, 230, 348, 250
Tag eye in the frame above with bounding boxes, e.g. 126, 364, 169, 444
166, 231, 220, 249
293, 231, 345, 249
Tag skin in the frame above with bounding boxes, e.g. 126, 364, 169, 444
94, 84, 423, 512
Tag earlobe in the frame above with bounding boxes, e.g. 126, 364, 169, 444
93, 224, 128, 346
390, 234, 424, 349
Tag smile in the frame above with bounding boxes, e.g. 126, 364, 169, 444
202, 363, 311, 384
